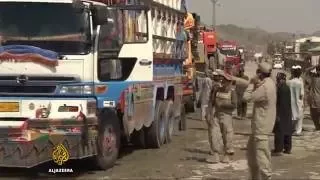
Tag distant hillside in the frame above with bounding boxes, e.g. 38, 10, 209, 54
312, 31, 320, 36
214, 24, 296, 52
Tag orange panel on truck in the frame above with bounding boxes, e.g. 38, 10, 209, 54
202, 31, 217, 54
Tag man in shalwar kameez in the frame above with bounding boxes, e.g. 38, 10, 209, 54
288, 65, 304, 136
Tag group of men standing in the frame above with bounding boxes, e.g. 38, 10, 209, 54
273, 63, 320, 156
197, 61, 320, 180
272, 65, 304, 156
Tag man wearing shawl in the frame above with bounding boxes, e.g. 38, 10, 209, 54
272, 72, 292, 156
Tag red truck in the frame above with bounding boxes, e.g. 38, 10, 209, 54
182, 13, 219, 112
198, 26, 217, 59
217, 40, 242, 75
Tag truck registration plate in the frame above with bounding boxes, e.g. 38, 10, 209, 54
0, 102, 19, 112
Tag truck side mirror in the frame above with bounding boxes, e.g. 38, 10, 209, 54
92, 6, 110, 25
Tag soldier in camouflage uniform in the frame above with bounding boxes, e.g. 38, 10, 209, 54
206, 71, 237, 164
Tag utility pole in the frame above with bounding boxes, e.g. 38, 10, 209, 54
210, 0, 219, 29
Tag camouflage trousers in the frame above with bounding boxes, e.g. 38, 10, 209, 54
201, 104, 209, 121
247, 135, 272, 180
310, 108, 320, 130
207, 111, 234, 155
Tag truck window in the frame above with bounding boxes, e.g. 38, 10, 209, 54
98, 9, 123, 50
220, 48, 238, 56
123, 9, 148, 43
99, 59, 123, 80
97, 8, 147, 49
96, 7, 140, 82
0, 2, 91, 55
98, 58, 136, 81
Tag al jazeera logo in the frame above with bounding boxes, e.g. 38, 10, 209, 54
48, 144, 74, 173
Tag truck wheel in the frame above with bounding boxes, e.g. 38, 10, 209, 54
145, 100, 166, 148
94, 109, 121, 170
130, 128, 146, 148
184, 96, 195, 113
179, 104, 187, 131
164, 100, 175, 143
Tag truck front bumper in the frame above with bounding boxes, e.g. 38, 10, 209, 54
0, 98, 99, 168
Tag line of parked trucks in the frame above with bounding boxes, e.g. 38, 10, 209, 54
182, 12, 245, 113
0, 0, 244, 170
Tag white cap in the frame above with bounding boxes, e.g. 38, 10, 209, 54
292, 65, 302, 69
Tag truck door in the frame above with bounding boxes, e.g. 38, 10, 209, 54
117, 5, 153, 81
95, 4, 152, 82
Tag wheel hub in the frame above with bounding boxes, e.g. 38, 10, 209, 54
103, 127, 116, 155
168, 113, 174, 136
159, 112, 165, 139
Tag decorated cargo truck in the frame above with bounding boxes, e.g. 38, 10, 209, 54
0, 0, 187, 169
217, 40, 242, 75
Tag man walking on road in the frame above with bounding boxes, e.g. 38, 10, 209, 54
236, 67, 249, 119
206, 71, 237, 164
243, 62, 277, 180
305, 64, 320, 131
272, 72, 292, 156
199, 71, 213, 121
288, 65, 304, 136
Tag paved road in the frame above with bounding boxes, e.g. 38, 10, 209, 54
1, 62, 319, 180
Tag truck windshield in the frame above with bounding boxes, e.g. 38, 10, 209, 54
220, 49, 238, 56
0, 2, 91, 55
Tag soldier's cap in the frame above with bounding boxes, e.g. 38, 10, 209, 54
215, 69, 224, 74
212, 69, 222, 76
258, 62, 272, 73
217, 70, 233, 81
212, 71, 219, 76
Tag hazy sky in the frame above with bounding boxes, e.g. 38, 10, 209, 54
186, 0, 320, 34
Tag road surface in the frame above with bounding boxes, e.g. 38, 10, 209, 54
0, 62, 319, 180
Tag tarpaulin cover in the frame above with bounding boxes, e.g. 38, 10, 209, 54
0, 45, 59, 60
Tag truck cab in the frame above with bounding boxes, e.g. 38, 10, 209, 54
0, 0, 186, 169
217, 40, 241, 75
199, 27, 217, 57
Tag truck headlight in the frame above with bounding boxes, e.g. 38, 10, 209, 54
59, 85, 93, 95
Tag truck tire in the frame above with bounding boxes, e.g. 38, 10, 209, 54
145, 100, 166, 148
94, 109, 121, 170
130, 128, 146, 148
164, 100, 175, 143
179, 104, 187, 131
184, 95, 195, 113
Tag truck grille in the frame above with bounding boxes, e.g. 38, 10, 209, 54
0, 75, 79, 95
0, 86, 56, 94
0, 76, 76, 81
